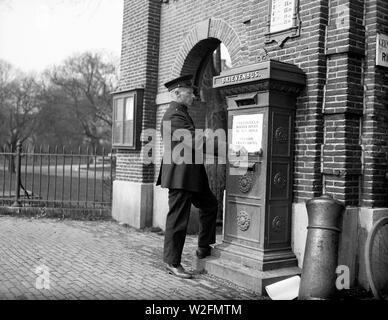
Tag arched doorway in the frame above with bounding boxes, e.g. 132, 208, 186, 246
182, 39, 232, 223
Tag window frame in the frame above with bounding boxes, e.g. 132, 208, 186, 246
112, 89, 144, 150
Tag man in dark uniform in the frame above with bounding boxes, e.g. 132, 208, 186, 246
156, 74, 218, 279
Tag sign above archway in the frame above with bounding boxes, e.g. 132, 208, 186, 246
213, 60, 306, 90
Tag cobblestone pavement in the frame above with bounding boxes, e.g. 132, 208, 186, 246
0, 216, 263, 300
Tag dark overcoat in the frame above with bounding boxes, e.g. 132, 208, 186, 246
156, 101, 209, 193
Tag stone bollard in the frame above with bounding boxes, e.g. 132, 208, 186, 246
298, 194, 345, 300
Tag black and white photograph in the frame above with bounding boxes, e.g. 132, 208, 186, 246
0, 0, 387, 315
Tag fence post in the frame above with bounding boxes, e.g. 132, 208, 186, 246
12, 140, 22, 207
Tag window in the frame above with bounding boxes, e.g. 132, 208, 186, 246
112, 89, 143, 149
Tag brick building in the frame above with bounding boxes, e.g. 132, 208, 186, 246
112, 0, 388, 291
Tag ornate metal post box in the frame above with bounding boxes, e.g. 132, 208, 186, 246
203, 60, 305, 293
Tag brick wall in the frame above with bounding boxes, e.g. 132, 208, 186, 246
322, 0, 365, 206
116, 0, 161, 183
362, 0, 388, 207
119, 0, 388, 206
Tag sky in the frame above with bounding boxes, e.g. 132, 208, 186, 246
0, 0, 124, 73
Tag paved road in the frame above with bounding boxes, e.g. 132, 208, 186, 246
0, 216, 262, 300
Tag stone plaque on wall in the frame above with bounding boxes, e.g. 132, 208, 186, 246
265, 0, 300, 47
269, 0, 295, 33
376, 33, 388, 68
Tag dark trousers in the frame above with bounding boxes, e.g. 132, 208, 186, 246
163, 188, 218, 265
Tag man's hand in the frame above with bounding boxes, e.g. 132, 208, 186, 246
229, 144, 248, 156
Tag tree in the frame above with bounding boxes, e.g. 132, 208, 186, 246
33, 84, 85, 150
4, 77, 42, 150
0, 60, 43, 171
48, 51, 118, 153
0, 60, 14, 147
0, 60, 42, 149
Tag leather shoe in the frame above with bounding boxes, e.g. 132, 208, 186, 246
196, 246, 211, 259
166, 264, 192, 279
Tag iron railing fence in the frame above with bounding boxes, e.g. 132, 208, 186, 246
0, 141, 115, 210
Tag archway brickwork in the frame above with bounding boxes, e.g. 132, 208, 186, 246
171, 18, 247, 79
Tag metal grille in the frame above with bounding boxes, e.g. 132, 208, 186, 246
0, 142, 115, 210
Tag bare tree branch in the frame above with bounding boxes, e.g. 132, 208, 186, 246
47, 51, 118, 152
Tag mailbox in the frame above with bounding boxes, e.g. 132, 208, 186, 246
210, 60, 306, 278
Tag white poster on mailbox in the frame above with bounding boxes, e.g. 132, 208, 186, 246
232, 114, 263, 153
